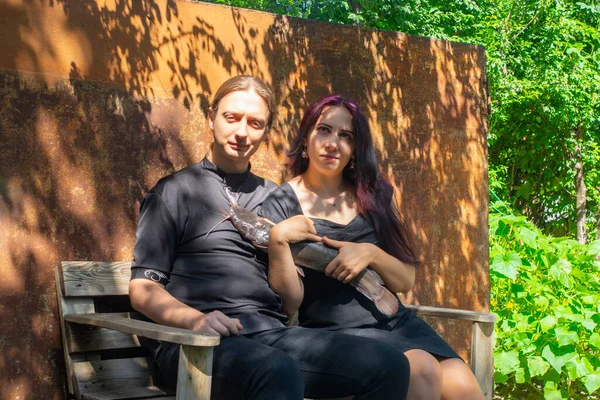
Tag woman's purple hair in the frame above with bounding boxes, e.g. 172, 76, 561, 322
287, 95, 419, 265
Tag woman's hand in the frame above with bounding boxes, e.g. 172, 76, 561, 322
270, 215, 322, 245
322, 237, 379, 283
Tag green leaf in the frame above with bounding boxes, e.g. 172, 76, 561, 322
542, 345, 575, 373
494, 350, 520, 375
514, 366, 525, 383
565, 356, 593, 380
555, 326, 579, 346
566, 47, 580, 55
490, 253, 521, 280
544, 381, 564, 400
534, 295, 549, 310
527, 356, 550, 377
494, 371, 509, 384
540, 315, 557, 331
549, 258, 572, 287
582, 372, 600, 394
517, 227, 538, 248
588, 240, 600, 256
581, 319, 597, 332
582, 295, 597, 305
589, 332, 600, 349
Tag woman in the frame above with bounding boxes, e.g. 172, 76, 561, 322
261, 95, 484, 400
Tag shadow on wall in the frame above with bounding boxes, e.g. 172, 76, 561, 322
0, 1, 488, 399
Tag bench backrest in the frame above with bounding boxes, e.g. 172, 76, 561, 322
55, 261, 172, 400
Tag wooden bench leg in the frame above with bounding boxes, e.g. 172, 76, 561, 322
176, 345, 214, 400
470, 321, 495, 400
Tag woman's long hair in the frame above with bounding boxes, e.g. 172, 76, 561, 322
287, 95, 419, 265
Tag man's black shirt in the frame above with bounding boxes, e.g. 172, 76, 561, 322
131, 157, 287, 334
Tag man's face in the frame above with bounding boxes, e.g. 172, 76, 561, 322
209, 89, 270, 167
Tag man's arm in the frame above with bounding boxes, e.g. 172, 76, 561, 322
129, 278, 243, 336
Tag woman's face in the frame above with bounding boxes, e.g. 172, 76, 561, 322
305, 105, 355, 177
209, 89, 270, 167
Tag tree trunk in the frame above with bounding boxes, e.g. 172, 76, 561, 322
575, 126, 587, 244
350, 1, 361, 12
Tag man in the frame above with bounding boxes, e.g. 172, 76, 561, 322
129, 75, 410, 400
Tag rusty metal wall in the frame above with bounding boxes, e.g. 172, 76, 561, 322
0, 1, 489, 398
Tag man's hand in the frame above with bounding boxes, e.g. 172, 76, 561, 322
190, 311, 243, 336
323, 237, 378, 282
271, 215, 322, 245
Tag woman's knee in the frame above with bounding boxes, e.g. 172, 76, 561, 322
406, 349, 443, 381
405, 349, 443, 397
440, 359, 483, 400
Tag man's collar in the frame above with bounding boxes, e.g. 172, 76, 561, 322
200, 156, 252, 182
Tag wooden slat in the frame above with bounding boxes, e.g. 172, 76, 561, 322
56, 266, 96, 399
62, 261, 132, 296
65, 313, 220, 347
68, 323, 141, 353
74, 358, 172, 400
470, 321, 495, 400
405, 304, 496, 323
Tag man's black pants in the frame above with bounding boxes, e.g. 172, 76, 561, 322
154, 325, 410, 400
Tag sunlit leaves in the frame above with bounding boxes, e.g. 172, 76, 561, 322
542, 345, 576, 374
589, 333, 600, 350
582, 372, 600, 395
495, 350, 521, 375
544, 380, 564, 400
540, 314, 557, 331
491, 252, 521, 279
491, 209, 600, 395
528, 355, 550, 377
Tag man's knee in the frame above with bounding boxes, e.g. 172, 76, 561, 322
354, 341, 411, 396
361, 340, 411, 374
260, 353, 303, 381
248, 353, 304, 398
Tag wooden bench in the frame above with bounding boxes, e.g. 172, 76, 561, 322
56, 261, 496, 400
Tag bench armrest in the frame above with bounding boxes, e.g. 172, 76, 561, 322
64, 312, 220, 347
404, 304, 496, 323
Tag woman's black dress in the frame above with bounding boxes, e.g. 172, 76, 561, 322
260, 182, 460, 359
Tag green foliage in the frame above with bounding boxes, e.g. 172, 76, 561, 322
490, 205, 600, 398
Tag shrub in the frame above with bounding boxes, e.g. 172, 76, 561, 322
490, 206, 600, 399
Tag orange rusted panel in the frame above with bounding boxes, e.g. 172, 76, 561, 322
0, 1, 488, 398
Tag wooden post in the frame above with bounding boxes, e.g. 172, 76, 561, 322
176, 345, 214, 400
470, 321, 495, 400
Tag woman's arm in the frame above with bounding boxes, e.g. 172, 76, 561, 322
322, 238, 415, 293
268, 216, 321, 316
366, 244, 415, 293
